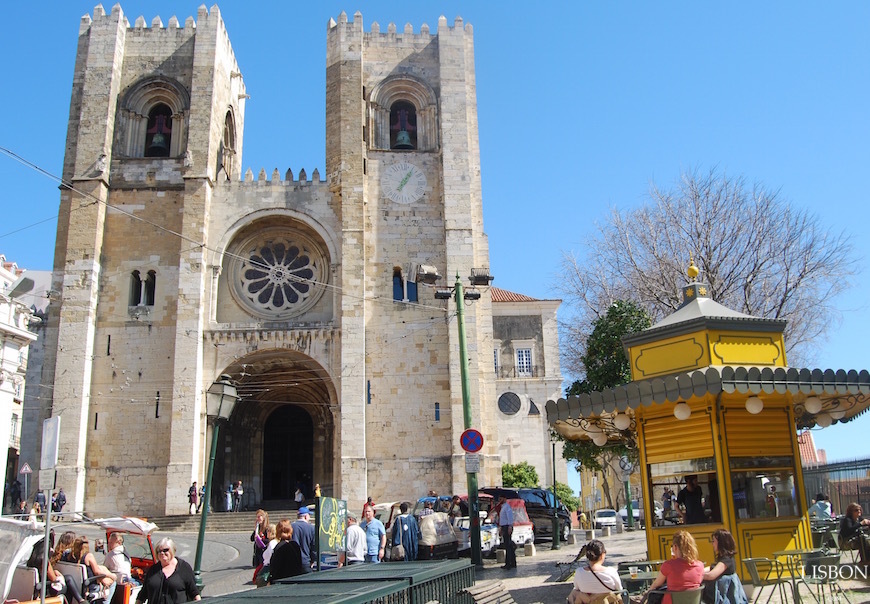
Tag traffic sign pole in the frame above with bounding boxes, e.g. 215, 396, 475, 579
455, 277, 482, 566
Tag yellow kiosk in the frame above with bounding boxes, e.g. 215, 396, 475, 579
546, 265, 870, 578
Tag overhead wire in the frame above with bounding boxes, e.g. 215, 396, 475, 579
0, 145, 469, 315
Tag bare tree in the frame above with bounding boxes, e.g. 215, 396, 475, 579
558, 168, 856, 375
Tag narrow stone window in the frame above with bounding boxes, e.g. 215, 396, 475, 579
392, 267, 418, 303
390, 101, 417, 150
144, 270, 156, 306
129, 271, 142, 306
435, 402, 440, 422
393, 268, 404, 301
145, 104, 173, 157
219, 111, 236, 179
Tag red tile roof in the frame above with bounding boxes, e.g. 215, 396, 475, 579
490, 287, 539, 303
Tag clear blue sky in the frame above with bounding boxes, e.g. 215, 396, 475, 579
1, 2, 868, 469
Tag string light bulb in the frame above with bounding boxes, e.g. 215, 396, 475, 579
745, 396, 764, 415
673, 402, 691, 420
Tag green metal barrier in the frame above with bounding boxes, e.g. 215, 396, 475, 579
278, 560, 476, 604
206, 579, 409, 603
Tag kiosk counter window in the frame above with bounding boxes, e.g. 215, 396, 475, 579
730, 456, 798, 519
648, 457, 723, 524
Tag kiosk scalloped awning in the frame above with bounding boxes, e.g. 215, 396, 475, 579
547, 366, 870, 432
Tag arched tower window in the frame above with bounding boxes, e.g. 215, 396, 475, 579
219, 110, 236, 180
144, 270, 157, 306
144, 104, 173, 157
117, 77, 190, 159
129, 271, 142, 306
369, 76, 437, 151
392, 267, 417, 303
390, 101, 417, 150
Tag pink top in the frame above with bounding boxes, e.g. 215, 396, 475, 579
660, 558, 704, 604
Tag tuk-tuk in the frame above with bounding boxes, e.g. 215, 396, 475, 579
0, 515, 158, 604
417, 512, 459, 560
487, 498, 535, 546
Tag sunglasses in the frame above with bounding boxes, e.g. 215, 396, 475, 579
158, 548, 171, 554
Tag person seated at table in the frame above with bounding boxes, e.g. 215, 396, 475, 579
567, 540, 623, 604
642, 531, 704, 604
839, 502, 870, 566
808, 493, 832, 520
701, 529, 747, 604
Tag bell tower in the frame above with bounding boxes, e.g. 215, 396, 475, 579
37, 4, 246, 514
326, 12, 498, 503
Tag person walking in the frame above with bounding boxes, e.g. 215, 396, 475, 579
359, 505, 386, 563
291, 506, 316, 572
345, 514, 366, 565
496, 497, 516, 570
233, 481, 244, 512
136, 538, 200, 603
390, 502, 420, 561
188, 482, 198, 515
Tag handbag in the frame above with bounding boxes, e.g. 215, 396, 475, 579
390, 516, 406, 561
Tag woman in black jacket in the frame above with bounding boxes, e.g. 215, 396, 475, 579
269, 519, 306, 583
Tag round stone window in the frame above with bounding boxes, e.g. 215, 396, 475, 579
228, 227, 328, 320
498, 392, 521, 416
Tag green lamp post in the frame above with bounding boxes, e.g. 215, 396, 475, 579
193, 375, 239, 591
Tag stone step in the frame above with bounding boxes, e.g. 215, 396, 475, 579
149, 509, 301, 533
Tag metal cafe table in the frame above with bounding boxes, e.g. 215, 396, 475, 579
772, 548, 824, 604
618, 570, 660, 595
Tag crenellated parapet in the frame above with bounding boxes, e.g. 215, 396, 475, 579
228, 167, 326, 187
327, 10, 473, 38
78, 4, 241, 72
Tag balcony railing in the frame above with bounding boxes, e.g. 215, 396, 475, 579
496, 365, 542, 379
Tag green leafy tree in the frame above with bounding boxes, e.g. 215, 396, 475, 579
554, 481, 580, 512
501, 461, 539, 488
559, 301, 651, 509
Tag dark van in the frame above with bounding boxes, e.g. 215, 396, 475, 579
479, 486, 572, 542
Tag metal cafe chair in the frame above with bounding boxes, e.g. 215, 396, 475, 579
742, 557, 791, 604
801, 554, 853, 604
644, 586, 704, 604
837, 534, 862, 565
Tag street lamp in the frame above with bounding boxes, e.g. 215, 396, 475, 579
550, 433, 561, 550
194, 375, 239, 591
430, 271, 491, 566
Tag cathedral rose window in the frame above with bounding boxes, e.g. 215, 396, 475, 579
242, 241, 314, 308
227, 227, 328, 319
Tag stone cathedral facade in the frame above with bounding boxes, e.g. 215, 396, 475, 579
24, 5, 564, 516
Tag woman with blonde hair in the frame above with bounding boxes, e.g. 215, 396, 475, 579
251, 509, 270, 580
643, 531, 704, 604
136, 537, 200, 603
72, 536, 116, 602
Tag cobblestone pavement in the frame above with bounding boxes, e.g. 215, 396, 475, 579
160, 528, 870, 602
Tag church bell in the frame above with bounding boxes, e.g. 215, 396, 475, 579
392, 129, 414, 150
147, 132, 168, 154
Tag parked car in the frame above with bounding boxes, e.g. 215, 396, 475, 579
417, 511, 459, 560
479, 486, 572, 542
618, 500, 664, 527
486, 498, 535, 547
593, 508, 619, 529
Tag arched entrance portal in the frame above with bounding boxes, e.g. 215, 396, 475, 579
211, 350, 336, 509
263, 405, 313, 500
